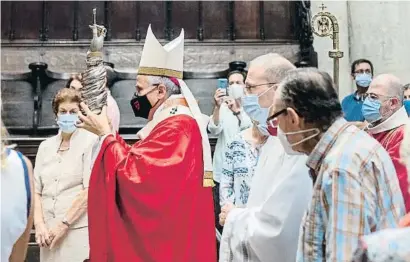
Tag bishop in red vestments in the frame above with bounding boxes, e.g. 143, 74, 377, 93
364, 74, 410, 212
78, 25, 216, 262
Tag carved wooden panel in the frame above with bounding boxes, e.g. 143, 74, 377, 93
1, 1, 298, 41
172, 1, 198, 40
235, 1, 259, 39
111, 1, 137, 39
264, 1, 297, 40
202, 1, 229, 39
77, 1, 105, 39
47, 1, 74, 39
1, 1, 12, 39
10, 1, 42, 39
138, 1, 166, 39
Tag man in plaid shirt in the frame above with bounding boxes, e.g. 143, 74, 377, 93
269, 68, 406, 262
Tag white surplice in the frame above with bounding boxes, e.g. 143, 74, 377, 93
219, 136, 313, 262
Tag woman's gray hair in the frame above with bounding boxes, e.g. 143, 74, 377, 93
147, 76, 181, 96
404, 83, 410, 91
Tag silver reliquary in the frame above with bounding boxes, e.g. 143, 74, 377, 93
80, 8, 108, 115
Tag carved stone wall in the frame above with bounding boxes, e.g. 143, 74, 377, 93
1, 42, 300, 73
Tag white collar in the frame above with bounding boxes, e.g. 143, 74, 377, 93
152, 94, 185, 119
367, 106, 408, 134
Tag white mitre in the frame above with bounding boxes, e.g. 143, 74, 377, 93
138, 25, 184, 79
138, 25, 214, 187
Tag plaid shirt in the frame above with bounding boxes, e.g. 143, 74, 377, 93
296, 118, 406, 262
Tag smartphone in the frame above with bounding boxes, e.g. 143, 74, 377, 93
217, 78, 228, 90
217, 78, 228, 97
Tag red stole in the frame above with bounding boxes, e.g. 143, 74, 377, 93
87, 114, 216, 261
372, 125, 409, 212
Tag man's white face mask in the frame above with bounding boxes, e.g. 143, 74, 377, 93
277, 127, 304, 155
228, 84, 245, 99
267, 108, 320, 155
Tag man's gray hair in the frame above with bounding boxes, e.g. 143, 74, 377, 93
147, 76, 181, 96
372, 74, 404, 104
250, 53, 296, 83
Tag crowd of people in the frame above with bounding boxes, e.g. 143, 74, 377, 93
1, 25, 410, 262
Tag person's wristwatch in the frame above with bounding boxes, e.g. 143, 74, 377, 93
61, 218, 71, 228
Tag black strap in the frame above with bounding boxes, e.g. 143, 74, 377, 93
16, 151, 31, 218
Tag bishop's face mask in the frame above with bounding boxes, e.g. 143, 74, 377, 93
130, 86, 159, 119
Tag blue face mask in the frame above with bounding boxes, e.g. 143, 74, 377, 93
362, 98, 382, 123
242, 88, 271, 135
57, 113, 78, 134
355, 73, 372, 88
404, 100, 410, 117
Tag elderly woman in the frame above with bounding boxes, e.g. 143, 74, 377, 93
33, 88, 98, 262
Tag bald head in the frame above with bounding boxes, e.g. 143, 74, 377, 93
250, 53, 296, 83
369, 74, 403, 102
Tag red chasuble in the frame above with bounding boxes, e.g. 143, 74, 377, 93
88, 114, 216, 262
372, 125, 410, 212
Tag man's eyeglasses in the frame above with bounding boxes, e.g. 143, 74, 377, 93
366, 93, 397, 102
245, 82, 277, 90
266, 108, 287, 136
354, 69, 372, 75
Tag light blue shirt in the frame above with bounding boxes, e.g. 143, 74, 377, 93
341, 92, 365, 122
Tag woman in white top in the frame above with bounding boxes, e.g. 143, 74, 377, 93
1, 118, 34, 262
33, 88, 98, 262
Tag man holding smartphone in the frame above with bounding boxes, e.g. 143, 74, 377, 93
208, 63, 252, 232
